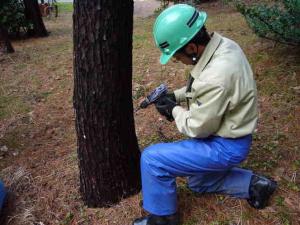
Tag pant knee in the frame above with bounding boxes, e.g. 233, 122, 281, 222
141, 144, 162, 165
141, 143, 171, 177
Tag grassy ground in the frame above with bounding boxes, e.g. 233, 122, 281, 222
57, 3, 73, 13
0, 2, 299, 225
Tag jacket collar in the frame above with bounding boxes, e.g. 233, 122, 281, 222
190, 32, 222, 79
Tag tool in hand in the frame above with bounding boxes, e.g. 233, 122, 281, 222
135, 84, 168, 112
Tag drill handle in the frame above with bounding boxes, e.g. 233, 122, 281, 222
139, 84, 168, 109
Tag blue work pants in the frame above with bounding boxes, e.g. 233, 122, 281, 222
141, 135, 253, 216
0, 181, 6, 211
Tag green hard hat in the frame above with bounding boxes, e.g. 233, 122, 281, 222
153, 4, 207, 65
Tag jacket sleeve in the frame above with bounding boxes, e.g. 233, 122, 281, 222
174, 86, 187, 103
172, 82, 229, 138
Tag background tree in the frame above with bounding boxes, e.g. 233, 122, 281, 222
0, 0, 30, 37
23, 0, 48, 37
73, 0, 141, 207
0, 0, 28, 53
0, 25, 14, 53
0, 0, 49, 53
235, 0, 300, 46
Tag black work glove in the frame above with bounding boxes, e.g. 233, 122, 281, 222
155, 95, 178, 122
165, 92, 176, 102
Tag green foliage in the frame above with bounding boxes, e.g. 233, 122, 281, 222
0, 0, 32, 36
275, 196, 285, 206
235, 0, 300, 45
62, 212, 74, 225
193, 0, 204, 4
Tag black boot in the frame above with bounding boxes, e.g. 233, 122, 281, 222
132, 213, 180, 225
247, 174, 277, 209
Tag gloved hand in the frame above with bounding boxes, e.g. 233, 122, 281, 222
155, 96, 178, 122
165, 92, 176, 102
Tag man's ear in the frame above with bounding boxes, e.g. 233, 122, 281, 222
185, 43, 198, 55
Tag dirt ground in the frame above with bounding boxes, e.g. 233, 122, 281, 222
0, 1, 300, 225
134, 0, 161, 17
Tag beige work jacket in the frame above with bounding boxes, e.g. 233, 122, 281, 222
173, 32, 258, 138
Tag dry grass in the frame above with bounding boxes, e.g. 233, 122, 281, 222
0, 2, 299, 225
0, 167, 37, 225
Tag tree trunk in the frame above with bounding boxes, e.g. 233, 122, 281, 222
0, 25, 14, 53
23, 0, 48, 37
73, 0, 141, 207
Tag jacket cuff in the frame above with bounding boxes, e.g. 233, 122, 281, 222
172, 106, 187, 119
174, 87, 186, 103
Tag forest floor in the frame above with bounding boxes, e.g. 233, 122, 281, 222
0, 1, 300, 225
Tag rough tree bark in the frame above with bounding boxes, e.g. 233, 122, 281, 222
0, 25, 14, 53
73, 0, 141, 207
23, 0, 48, 37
